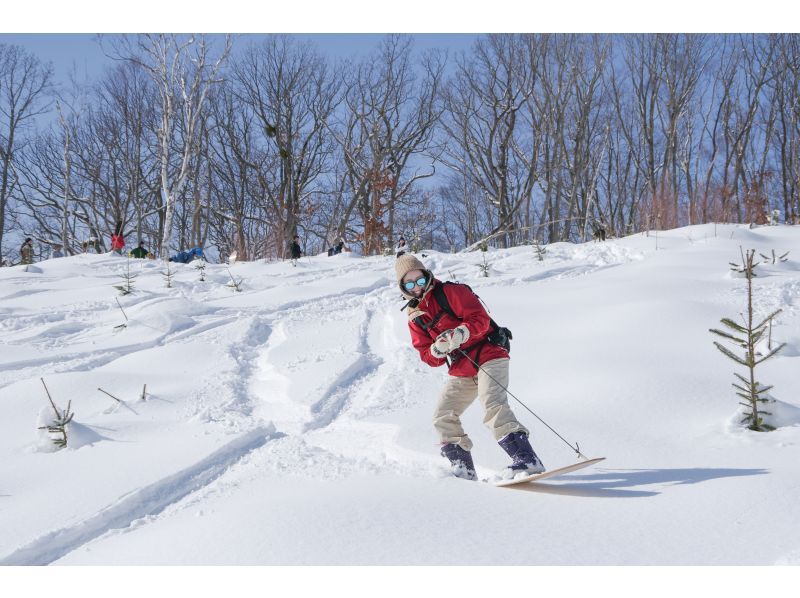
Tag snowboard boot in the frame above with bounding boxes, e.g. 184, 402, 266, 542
440, 443, 478, 481
498, 431, 545, 479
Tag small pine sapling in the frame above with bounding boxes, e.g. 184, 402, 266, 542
478, 253, 490, 277
162, 261, 175, 288
710, 249, 786, 431
730, 246, 761, 276
113, 255, 137, 295
225, 265, 243, 292
38, 378, 74, 449
195, 257, 207, 281
533, 239, 547, 262
758, 249, 790, 264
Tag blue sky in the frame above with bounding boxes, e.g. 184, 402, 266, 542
2, 0, 793, 40
0, 33, 479, 85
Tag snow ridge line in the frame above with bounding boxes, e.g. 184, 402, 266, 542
211, 317, 273, 423
0, 313, 241, 391
303, 303, 383, 432
0, 425, 282, 566
303, 354, 383, 432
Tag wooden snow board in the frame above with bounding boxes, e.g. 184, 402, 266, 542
493, 457, 606, 487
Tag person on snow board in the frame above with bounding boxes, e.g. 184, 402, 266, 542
395, 254, 545, 481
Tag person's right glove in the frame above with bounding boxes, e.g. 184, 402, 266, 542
430, 325, 470, 359
431, 334, 451, 359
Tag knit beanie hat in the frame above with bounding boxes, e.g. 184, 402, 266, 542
395, 254, 434, 299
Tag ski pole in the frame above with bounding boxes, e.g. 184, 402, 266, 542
455, 348, 588, 460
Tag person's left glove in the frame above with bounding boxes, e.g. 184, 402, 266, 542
431, 325, 470, 358
445, 325, 470, 352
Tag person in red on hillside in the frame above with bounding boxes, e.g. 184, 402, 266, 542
110, 220, 125, 254
395, 254, 545, 481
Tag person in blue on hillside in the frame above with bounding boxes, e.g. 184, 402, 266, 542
169, 247, 204, 264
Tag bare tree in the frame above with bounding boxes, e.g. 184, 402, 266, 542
103, 34, 232, 260
16, 62, 162, 255
441, 34, 541, 249
328, 34, 444, 255
205, 84, 275, 260
724, 34, 778, 223
0, 43, 53, 263
775, 34, 800, 223
655, 34, 710, 223
540, 34, 609, 242
232, 35, 341, 260
93, 61, 161, 249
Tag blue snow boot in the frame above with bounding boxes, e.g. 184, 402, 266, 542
498, 431, 545, 477
440, 443, 478, 481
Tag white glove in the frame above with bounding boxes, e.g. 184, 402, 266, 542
446, 325, 470, 352
431, 325, 470, 358
431, 335, 450, 359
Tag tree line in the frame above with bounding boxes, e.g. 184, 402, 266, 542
2, 33, 799, 264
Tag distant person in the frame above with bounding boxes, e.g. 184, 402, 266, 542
289, 235, 303, 265
111, 221, 126, 254
592, 221, 607, 242
81, 237, 101, 253
51, 244, 64, 259
395, 236, 407, 258
169, 247, 204, 264
327, 240, 345, 256
20, 238, 34, 265
130, 241, 149, 259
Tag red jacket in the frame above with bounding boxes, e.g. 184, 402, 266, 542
408, 280, 509, 377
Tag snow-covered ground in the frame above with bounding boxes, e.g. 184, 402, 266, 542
1, 224, 800, 572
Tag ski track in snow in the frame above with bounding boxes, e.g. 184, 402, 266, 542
18, 238, 798, 563
0, 425, 281, 566
187, 316, 274, 432
303, 301, 383, 432
0, 265, 412, 561
0, 313, 240, 391
4, 229, 800, 565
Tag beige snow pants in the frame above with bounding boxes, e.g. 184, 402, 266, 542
433, 358, 528, 451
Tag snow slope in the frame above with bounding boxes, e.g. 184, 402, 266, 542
1, 224, 799, 567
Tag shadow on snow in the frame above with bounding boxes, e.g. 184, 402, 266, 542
501, 467, 769, 498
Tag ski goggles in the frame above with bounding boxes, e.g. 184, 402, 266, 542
403, 276, 427, 291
